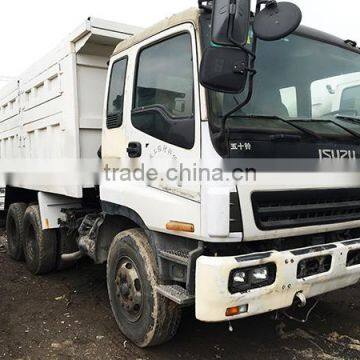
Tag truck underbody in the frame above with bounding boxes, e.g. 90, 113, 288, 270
2, 184, 360, 323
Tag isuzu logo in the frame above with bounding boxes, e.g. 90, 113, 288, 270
319, 149, 357, 159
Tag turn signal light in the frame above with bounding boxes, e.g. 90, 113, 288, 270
226, 304, 248, 317
166, 221, 195, 233
226, 307, 240, 317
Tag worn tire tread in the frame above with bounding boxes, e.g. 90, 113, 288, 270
6, 203, 27, 261
23, 205, 57, 275
107, 228, 181, 347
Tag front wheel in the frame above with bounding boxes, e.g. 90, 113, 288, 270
107, 228, 181, 347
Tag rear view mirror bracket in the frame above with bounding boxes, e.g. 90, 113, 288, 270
211, 0, 251, 47
200, 0, 303, 155
198, 0, 213, 12
201, 0, 303, 92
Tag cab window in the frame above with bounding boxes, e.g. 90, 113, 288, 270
132, 33, 195, 149
107, 57, 127, 129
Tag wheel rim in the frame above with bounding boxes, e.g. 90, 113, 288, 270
115, 256, 144, 323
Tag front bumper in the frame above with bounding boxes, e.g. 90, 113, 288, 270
195, 239, 360, 322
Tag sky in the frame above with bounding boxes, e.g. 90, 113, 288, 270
0, 0, 359, 87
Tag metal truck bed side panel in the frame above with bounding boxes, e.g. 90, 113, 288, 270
0, 18, 141, 198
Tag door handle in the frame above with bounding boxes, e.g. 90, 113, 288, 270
127, 142, 142, 158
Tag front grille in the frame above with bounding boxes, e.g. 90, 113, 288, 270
252, 188, 360, 231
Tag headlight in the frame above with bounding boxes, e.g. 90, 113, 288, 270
233, 271, 247, 283
250, 267, 269, 283
229, 263, 276, 294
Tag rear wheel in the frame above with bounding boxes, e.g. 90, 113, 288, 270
107, 228, 181, 347
23, 205, 57, 275
6, 203, 27, 261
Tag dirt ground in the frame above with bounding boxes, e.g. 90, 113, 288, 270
1, 228, 360, 360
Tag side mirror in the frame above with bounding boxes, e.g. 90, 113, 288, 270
211, 0, 251, 46
200, 0, 302, 95
200, 47, 249, 93
253, 1, 302, 41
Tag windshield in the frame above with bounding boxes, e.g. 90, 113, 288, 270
201, 18, 360, 129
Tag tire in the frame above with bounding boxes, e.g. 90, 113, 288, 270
0, 212, 5, 228
107, 228, 181, 348
6, 203, 27, 261
23, 205, 57, 275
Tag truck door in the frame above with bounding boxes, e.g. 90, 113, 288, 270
126, 24, 201, 202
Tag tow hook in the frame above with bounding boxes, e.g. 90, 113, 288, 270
294, 291, 307, 308
282, 293, 319, 323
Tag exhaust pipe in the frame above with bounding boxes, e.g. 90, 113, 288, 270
61, 250, 83, 263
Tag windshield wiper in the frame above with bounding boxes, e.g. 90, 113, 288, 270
269, 134, 301, 142
318, 117, 360, 140
263, 116, 360, 141
228, 114, 323, 140
336, 115, 360, 124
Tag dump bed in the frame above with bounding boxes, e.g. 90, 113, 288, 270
0, 18, 141, 198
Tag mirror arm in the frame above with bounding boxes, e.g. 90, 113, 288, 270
257, 0, 277, 7
211, 51, 257, 156
219, 34, 258, 136
218, 0, 264, 134
220, 53, 257, 133
227, 13, 256, 58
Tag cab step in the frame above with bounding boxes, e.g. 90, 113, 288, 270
159, 249, 190, 266
157, 285, 195, 306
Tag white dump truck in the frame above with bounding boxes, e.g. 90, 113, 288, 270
1, 0, 360, 348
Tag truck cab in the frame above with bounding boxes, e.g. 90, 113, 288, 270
101, 5, 360, 339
